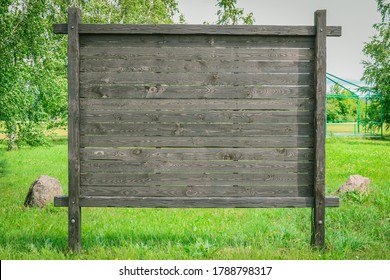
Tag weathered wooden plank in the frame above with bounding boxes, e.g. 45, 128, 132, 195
80, 160, 313, 174
80, 47, 314, 61
80, 72, 313, 86
80, 123, 313, 137
80, 185, 313, 197
67, 7, 82, 253
80, 136, 314, 148
80, 147, 313, 161
54, 24, 342, 37
312, 10, 327, 248
79, 34, 315, 48
81, 173, 313, 187
80, 98, 314, 111
54, 195, 340, 208
80, 85, 314, 99
80, 59, 314, 74
80, 110, 314, 124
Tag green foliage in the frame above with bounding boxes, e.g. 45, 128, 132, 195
327, 84, 359, 122
62, 0, 183, 24
0, 0, 68, 149
216, 0, 254, 25
0, 150, 8, 177
362, 0, 390, 127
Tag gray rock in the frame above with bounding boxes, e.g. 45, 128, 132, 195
24, 175, 63, 208
336, 175, 370, 194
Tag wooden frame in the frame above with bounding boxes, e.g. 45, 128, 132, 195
54, 8, 341, 251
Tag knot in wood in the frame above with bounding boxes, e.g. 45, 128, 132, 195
196, 113, 205, 121
265, 174, 275, 181
222, 153, 234, 160
132, 149, 142, 155
93, 86, 102, 94
113, 113, 122, 121
212, 73, 219, 80
276, 148, 286, 154
148, 86, 158, 93
174, 123, 184, 136
185, 186, 196, 197
149, 114, 159, 122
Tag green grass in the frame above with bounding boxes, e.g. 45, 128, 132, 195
0, 137, 389, 259
326, 122, 390, 136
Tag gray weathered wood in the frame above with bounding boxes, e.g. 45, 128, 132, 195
67, 7, 82, 253
80, 160, 313, 174
79, 34, 315, 48
54, 196, 340, 208
80, 85, 314, 99
80, 98, 314, 111
80, 110, 314, 125
80, 136, 314, 148
80, 185, 313, 197
312, 10, 327, 248
80, 123, 313, 137
80, 72, 314, 86
80, 147, 313, 161
54, 23, 341, 36
81, 173, 312, 187
80, 59, 314, 75
80, 47, 314, 62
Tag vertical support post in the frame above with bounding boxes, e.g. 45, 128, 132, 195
312, 10, 327, 248
67, 7, 82, 253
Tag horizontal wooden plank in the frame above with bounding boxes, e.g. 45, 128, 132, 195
80, 123, 313, 137
79, 35, 315, 48
80, 85, 314, 99
54, 24, 342, 37
81, 160, 313, 174
54, 196, 341, 208
80, 72, 313, 86
80, 47, 314, 62
80, 136, 314, 148
80, 59, 314, 74
80, 99, 314, 111
80, 110, 313, 124
80, 185, 313, 197
81, 173, 313, 187
80, 147, 313, 161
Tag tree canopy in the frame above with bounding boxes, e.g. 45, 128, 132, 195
362, 0, 390, 127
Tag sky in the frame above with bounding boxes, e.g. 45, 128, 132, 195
176, 0, 382, 83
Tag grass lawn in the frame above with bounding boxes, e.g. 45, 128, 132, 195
0, 137, 389, 259
326, 122, 389, 136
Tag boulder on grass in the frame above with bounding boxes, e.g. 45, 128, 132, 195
336, 175, 370, 194
24, 175, 63, 208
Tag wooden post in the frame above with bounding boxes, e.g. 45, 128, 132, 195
67, 7, 82, 252
312, 10, 327, 248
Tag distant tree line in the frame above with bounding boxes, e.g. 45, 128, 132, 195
362, 0, 389, 129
